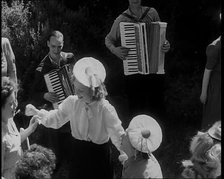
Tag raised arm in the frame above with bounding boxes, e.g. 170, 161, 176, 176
20, 116, 40, 143
26, 96, 76, 129
2, 38, 17, 84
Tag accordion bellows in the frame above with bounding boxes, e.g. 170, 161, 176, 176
44, 64, 75, 109
120, 21, 167, 75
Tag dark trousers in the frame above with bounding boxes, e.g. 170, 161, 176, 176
69, 139, 114, 179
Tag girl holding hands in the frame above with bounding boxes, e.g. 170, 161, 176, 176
26, 57, 125, 179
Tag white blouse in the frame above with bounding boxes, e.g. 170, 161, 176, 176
38, 95, 125, 150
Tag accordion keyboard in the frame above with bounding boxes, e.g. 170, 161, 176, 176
120, 22, 139, 75
44, 70, 66, 108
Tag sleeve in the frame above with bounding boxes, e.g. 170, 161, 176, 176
4, 38, 17, 84
205, 44, 219, 70
150, 7, 161, 22
38, 95, 76, 129
105, 16, 122, 54
103, 102, 125, 151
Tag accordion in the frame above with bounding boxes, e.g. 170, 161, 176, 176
44, 64, 75, 109
120, 21, 167, 75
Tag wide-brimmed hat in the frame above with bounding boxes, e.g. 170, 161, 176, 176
127, 115, 162, 153
73, 57, 106, 87
208, 121, 221, 141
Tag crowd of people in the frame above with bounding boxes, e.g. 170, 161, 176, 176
1, 0, 221, 179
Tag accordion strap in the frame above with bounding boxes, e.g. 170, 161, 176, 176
122, 7, 151, 22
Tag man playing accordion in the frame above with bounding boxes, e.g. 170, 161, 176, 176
105, 0, 170, 123
29, 30, 76, 171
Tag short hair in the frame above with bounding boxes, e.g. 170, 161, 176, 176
47, 30, 63, 41
1, 76, 17, 108
15, 144, 56, 179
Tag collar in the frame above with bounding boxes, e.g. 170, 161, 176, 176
127, 6, 148, 20
48, 53, 61, 67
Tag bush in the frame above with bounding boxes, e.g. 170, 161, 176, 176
1, 0, 45, 103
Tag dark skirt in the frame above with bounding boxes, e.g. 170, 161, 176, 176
202, 72, 221, 130
69, 138, 114, 179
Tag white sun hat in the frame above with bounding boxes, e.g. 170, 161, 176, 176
127, 115, 163, 153
73, 57, 106, 87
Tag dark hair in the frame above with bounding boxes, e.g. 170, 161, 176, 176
47, 30, 63, 41
1, 77, 17, 108
15, 144, 56, 179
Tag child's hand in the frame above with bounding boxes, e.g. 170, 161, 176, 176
25, 104, 39, 116
29, 115, 41, 132
118, 152, 128, 165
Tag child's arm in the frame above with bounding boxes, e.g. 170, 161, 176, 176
103, 103, 125, 150
25, 95, 76, 129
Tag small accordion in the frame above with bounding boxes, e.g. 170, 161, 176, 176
44, 64, 75, 109
120, 21, 167, 75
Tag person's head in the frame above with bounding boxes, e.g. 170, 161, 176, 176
128, 0, 142, 6
72, 57, 107, 103
15, 144, 56, 179
183, 121, 221, 178
1, 77, 17, 122
47, 30, 64, 60
120, 115, 162, 159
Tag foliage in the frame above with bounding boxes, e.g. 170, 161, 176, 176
1, 0, 44, 103
2, 0, 38, 75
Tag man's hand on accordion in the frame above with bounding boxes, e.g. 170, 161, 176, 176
161, 40, 170, 53
114, 46, 129, 60
44, 92, 59, 103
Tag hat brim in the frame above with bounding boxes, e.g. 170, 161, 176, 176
127, 115, 162, 153
73, 57, 106, 87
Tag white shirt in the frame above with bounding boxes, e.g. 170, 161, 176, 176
38, 95, 125, 150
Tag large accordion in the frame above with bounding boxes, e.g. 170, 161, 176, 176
44, 64, 75, 109
120, 21, 167, 75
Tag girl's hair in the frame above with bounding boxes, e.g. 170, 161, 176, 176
91, 80, 108, 101
88, 74, 108, 101
1, 77, 17, 108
